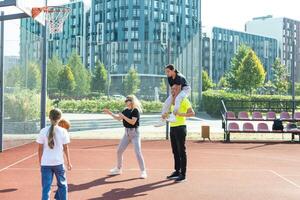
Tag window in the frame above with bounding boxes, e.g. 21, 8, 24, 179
132, 31, 139, 39
185, 18, 189, 25
96, 23, 104, 44
160, 22, 168, 45
264, 41, 269, 58
75, 36, 82, 56
133, 9, 140, 17
154, 11, 159, 19
154, 0, 159, 9
170, 15, 175, 22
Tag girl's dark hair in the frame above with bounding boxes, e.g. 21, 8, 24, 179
165, 64, 178, 73
165, 64, 175, 70
48, 108, 62, 149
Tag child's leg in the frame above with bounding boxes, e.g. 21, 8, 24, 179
41, 166, 54, 200
131, 129, 146, 171
173, 86, 191, 113
161, 95, 173, 115
117, 131, 130, 169
53, 164, 68, 200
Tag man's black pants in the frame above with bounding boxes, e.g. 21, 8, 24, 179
170, 125, 187, 176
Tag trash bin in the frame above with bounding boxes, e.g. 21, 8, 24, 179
201, 125, 211, 141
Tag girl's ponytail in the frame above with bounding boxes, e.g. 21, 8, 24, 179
48, 108, 62, 149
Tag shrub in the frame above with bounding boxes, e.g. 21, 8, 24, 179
57, 99, 163, 113
4, 89, 52, 121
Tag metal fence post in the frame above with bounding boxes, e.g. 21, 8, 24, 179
0, 12, 4, 152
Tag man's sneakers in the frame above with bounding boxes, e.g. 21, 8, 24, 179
166, 171, 180, 180
166, 113, 176, 122
109, 167, 122, 175
167, 171, 186, 182
175, 174, 186, 183
154, 119, 166, 127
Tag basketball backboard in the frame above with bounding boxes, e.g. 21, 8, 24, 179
0, 0, 46, 24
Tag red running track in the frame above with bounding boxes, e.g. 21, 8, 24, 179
1, 140, 300, 200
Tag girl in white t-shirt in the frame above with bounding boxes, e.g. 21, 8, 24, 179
36, 108, 72, 200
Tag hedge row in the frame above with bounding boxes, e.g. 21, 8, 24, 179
57, 99, 163, 113
203, 90, 300, 118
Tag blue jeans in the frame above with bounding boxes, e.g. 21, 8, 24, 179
41, 164, 68, 200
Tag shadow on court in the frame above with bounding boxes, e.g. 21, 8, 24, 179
87, 180, 176, 200
68, 176, 140, 192
0, 189, 18, 193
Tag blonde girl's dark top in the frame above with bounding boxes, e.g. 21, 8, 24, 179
122, 108, 140, 128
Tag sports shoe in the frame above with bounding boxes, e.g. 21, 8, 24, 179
166, 171, 180, 180
140, 171, 147, 179
154, 119, 166, 127
109, 167, 122, 175
166, 113, 176, 122
175, 174, 186, 183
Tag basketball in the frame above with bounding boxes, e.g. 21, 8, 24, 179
58, 118, 71, 130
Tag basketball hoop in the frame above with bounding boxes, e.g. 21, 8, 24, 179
32, 6, 71, 34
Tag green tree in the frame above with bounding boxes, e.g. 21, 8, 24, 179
202, 70, 214, 91
159, 78, 167, 94
123, 68, 141, 95
271, 58, 288, 94
5, 65, 24, 88
236, 50, 266, 93
218, 76, 229, 89
91, 60, 107, 93
68, 52, 91, 96
27, 62, 41, 90
226, 45, 251, 89
58, 65, 76, 95
47, 55, 64, 93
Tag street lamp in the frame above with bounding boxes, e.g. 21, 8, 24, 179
292, 40, 296, 117
192, 16, 203, 111
107, 64, 116, 98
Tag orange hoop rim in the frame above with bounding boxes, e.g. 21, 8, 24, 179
32, 6, 71, 19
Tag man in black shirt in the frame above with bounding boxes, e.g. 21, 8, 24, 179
154, 64, 191, 127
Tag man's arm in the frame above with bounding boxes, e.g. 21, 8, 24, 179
177, 107, 195, 117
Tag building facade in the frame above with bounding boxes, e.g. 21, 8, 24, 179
245, 16, 300, 82
20, 0, 202, 100
211, 27, 278, 83
88, 0, 201, 98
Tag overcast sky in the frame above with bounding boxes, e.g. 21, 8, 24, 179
2, 0, 300, 56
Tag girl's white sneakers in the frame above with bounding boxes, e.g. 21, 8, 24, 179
140, 171, 148, 179
110, 167, 122, 175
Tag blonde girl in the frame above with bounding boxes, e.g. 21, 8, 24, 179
103, 95, 147, 179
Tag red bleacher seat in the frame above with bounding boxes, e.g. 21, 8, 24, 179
238, 112, 249, 120
252, 112, 263, 120
226, 111, 236, 119
280, 112, 291, 120
266, 112, 276, 120
243, 123, 255, 132
228, 122, 240, 131
257, 123, 269, 132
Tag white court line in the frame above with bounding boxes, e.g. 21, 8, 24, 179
0, 153, 37, 173
70, 149, 300, 163
269, 170, 300, 189
6, 168, 269, 172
